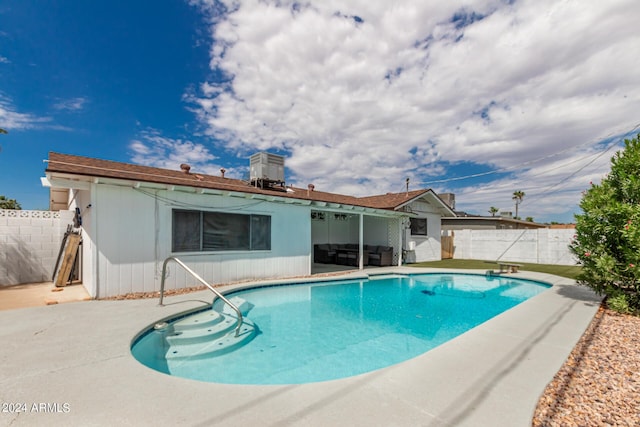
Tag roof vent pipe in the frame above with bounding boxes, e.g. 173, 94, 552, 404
180, 163, 191, 174
220, 168, 226, 178
307, 184, 315, 196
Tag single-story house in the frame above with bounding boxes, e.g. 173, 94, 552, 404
42, 152, 455, 298
442, 216, 549, 231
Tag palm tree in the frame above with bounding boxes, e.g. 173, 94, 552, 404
489, 206, 498, 217
0, 128, 6, 154
512, 190, 525, 219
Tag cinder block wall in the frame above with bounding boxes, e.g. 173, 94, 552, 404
452, 228, 577, 265
0, 210, 74, 286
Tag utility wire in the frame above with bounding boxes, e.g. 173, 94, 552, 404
463, 143, 616, 196
521, 134, 622, 207
133, 188, 267, 211
414, 122, 640, 187
392, 122, 639, 218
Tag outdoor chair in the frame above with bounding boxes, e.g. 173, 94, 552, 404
314, 244, 336, 263
368, 246, 394, 266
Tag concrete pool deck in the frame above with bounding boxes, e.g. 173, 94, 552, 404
0, 268, 601, 426
0, 282, 91, 311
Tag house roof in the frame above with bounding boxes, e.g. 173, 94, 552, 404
548, 223, 576, 229
441, 216, 548, 229
357, 190, 456, 217
44, 152, 455, 216
355, 190, 431, 209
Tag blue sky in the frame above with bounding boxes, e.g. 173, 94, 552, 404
1, 0, 639, 223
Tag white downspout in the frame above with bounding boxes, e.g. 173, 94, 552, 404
90, 183, 99, 298
397, 218, 403, 266
358, 213, 364, 270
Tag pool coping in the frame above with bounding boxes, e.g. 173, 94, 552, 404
0, 268, 601, 426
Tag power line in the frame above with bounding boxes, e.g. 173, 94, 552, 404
521, 134, 622, 207
133, 188, 267, 211
461, 143, 614, 196
414, 122, 640, 187
393, 122, 639, 218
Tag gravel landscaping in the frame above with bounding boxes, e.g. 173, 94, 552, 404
533, 304, 640, 426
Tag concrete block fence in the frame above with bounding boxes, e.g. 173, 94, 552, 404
0, 209, 75, 286
451, 228, 577, 265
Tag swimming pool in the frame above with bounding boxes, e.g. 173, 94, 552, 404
132, 273, 550, 384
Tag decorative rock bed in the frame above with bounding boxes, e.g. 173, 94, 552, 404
532, 305, 640, 426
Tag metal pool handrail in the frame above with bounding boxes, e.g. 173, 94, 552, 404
159, 256, 243, 337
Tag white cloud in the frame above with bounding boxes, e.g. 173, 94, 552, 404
129, 129, 242, 177
188, 0, 640, 221
0, 96, 51, 130
448, 138, 621, 220
0, 56, 10, 64
52, 97, 87, 111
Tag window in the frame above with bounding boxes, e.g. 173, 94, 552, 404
410, 218, 428, 236
172, 210, 271, 252
172, 210, 200, 252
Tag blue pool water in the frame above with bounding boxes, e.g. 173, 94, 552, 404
132, 273, 550, 384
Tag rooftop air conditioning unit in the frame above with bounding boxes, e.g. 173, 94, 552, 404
250, 152, 285, 187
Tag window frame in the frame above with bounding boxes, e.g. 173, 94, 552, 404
172, 209, 271, 253
410, 217, 428, 236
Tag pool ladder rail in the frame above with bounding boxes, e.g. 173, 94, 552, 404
159, 256, 244, 337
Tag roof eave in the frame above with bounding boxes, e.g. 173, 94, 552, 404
393, 189, 457, 217
44, 172, 403, 215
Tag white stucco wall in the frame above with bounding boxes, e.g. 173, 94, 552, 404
75, 184, 312, 298
311, 214, 393, 246
452, 228, 577, 265
0, 209, 75, 286
405, 200, 443, 263
310, 213, 354, 244
363, 216, 393, 246
310, 213, 403, 264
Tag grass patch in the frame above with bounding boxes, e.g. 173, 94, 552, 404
408, 259, 582, 280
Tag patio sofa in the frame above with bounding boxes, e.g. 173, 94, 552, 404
366, 245, 394, 267
313, 244, 394, 267
336, 244, 368, 266
314, 244, 338, 264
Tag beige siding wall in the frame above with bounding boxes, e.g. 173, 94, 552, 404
80, 185, 312, 298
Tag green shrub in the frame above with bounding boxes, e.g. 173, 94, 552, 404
571, 134, 640, 311
606, 290, 631, 314
0, 195, 21, 210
